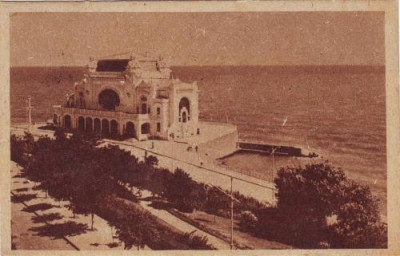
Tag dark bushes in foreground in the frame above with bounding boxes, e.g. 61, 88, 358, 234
248, 163, 387, 249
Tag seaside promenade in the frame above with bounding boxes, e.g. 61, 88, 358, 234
105, 121, 277, 204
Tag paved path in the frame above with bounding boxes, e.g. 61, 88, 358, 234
11, 123, 55, 139
11, 198, 75, 250
11, 161, 128, 251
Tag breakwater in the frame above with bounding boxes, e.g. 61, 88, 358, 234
236, 141, 316, 157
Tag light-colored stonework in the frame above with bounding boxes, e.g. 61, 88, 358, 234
54, 54, 200, 141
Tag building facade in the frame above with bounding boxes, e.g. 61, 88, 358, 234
53, 54, 200, 141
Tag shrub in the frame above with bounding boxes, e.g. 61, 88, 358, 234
238, 211, 258, 232
252, 207, 280, 239
180, 231, 216, 250
203, 188, 230, 215
233, 191, 269, 213
10, 133, 35, 166
145, 155, 159, 166
10, 134, 24, 165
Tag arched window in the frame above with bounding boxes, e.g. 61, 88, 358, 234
141, 123, 150, 134
64, 115, 71, 129
86, 117, 93, 132
94, 118, 101, 133
102, 119, 110, 136
110, 120, 119, 136
78, 116, 85, 131
140, 96, 148, 114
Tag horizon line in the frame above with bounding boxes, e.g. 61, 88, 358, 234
10, 64, 386, 68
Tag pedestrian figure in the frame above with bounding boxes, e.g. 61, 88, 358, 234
195, 145, 198, 152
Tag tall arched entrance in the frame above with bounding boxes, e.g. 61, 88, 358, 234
98, 89, 120, 111
179, 97, 190, 122
182, 111, 187, 123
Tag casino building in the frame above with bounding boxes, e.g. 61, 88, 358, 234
53, 54, 200, 141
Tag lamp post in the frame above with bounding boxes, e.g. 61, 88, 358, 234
204, 179, 240, 250
171, 140, 174, 171
230, 177, 234, 249
270, 147, 277, 202
26, 96, 33, 131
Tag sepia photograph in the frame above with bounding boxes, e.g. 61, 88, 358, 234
2, 1, 399, 254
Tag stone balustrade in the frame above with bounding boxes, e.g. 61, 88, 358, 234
61, 107, 149, 121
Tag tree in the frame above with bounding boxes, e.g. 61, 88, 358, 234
272, 162, 386, 248
67, 155, 120, 230
165, 168, 195, 212
148, 168, 171, 197
328, 181, 386, 248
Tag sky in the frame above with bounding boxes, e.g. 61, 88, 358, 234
10, 12, 384, 67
